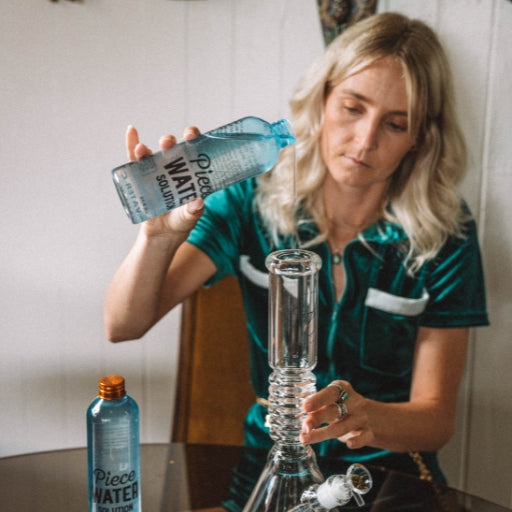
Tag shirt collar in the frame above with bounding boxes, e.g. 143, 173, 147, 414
296, 218, 409, 246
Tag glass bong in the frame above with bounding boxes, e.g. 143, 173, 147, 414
243, 249, 324, 512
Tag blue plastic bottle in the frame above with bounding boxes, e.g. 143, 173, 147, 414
87, 375, 141, 512
112, 116, 295, 223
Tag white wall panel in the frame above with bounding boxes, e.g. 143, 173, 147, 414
433, 1, 495, 492
465, 0, 512, 506
379, 2, 511, 507
184, 1, 235, 128
232, 1, 284, 121
377, 0, 439, 24
0, 0, 323, 456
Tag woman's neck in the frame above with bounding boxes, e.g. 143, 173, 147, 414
323, 180, 385, 245
322, 179, 387, 302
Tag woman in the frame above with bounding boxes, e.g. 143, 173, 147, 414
104, 11, 488, 509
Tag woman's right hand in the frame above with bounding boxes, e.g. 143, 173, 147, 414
126, 125, 205, 239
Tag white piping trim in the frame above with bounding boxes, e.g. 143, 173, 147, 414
365, 287, 429, 317
240, 255, 269, 289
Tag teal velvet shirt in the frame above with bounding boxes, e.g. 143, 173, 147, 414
187, 179, 489, 488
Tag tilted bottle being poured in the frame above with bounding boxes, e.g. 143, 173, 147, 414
111, 116, 295, 223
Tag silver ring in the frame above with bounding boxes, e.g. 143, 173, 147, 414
328, 382, 349, 404
336, 402, 348, 420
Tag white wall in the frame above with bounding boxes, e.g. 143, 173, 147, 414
1, 0, 511, 507
0, 0, 322, 453
378, 2, 512, 506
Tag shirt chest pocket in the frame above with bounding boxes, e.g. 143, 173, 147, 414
360, 288, 429, 377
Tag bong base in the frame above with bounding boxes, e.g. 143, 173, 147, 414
243, 444, 324, 512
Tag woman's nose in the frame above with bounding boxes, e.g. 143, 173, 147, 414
356, 117, 379, 151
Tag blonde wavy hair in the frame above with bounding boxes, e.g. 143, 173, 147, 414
255, 12, 468, 273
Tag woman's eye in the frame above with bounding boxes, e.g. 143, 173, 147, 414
387, 121, 407, 132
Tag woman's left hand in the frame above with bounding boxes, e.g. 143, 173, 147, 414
300, 380, 374, 449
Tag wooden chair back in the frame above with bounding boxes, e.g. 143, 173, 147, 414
172, 275, 255, 445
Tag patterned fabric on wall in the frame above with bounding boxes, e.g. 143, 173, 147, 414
317, 0, 378, 45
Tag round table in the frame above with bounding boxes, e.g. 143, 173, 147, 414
0, 443, 509, 511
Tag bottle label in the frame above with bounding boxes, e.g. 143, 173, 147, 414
156, 151, 215, 211
91, 468, 140, 512
112, 131, 274, 223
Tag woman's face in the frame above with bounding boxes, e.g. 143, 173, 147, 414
321, 56, 414, 193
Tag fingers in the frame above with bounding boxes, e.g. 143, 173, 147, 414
126, 125, 153, 162
301, 398, 354, 437
185, 197, 204, 218
157, 125, 199, 151
126, 125, 140, 161
300, 380, 373, 449
300, 407, 372, 448
124, 124, 204, 234
159, 134, 177, 151
128, 125, 200, 159
143, 196, 205, 237
303, 380, 353, 413
175, 197, 205, 232
339, 429, 373, 450
183, 126, 201, 140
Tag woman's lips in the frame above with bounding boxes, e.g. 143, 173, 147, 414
345, 154, 370, 168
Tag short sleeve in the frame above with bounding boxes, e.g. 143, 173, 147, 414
186, 181, 253, 285
420, 219, 489, 327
